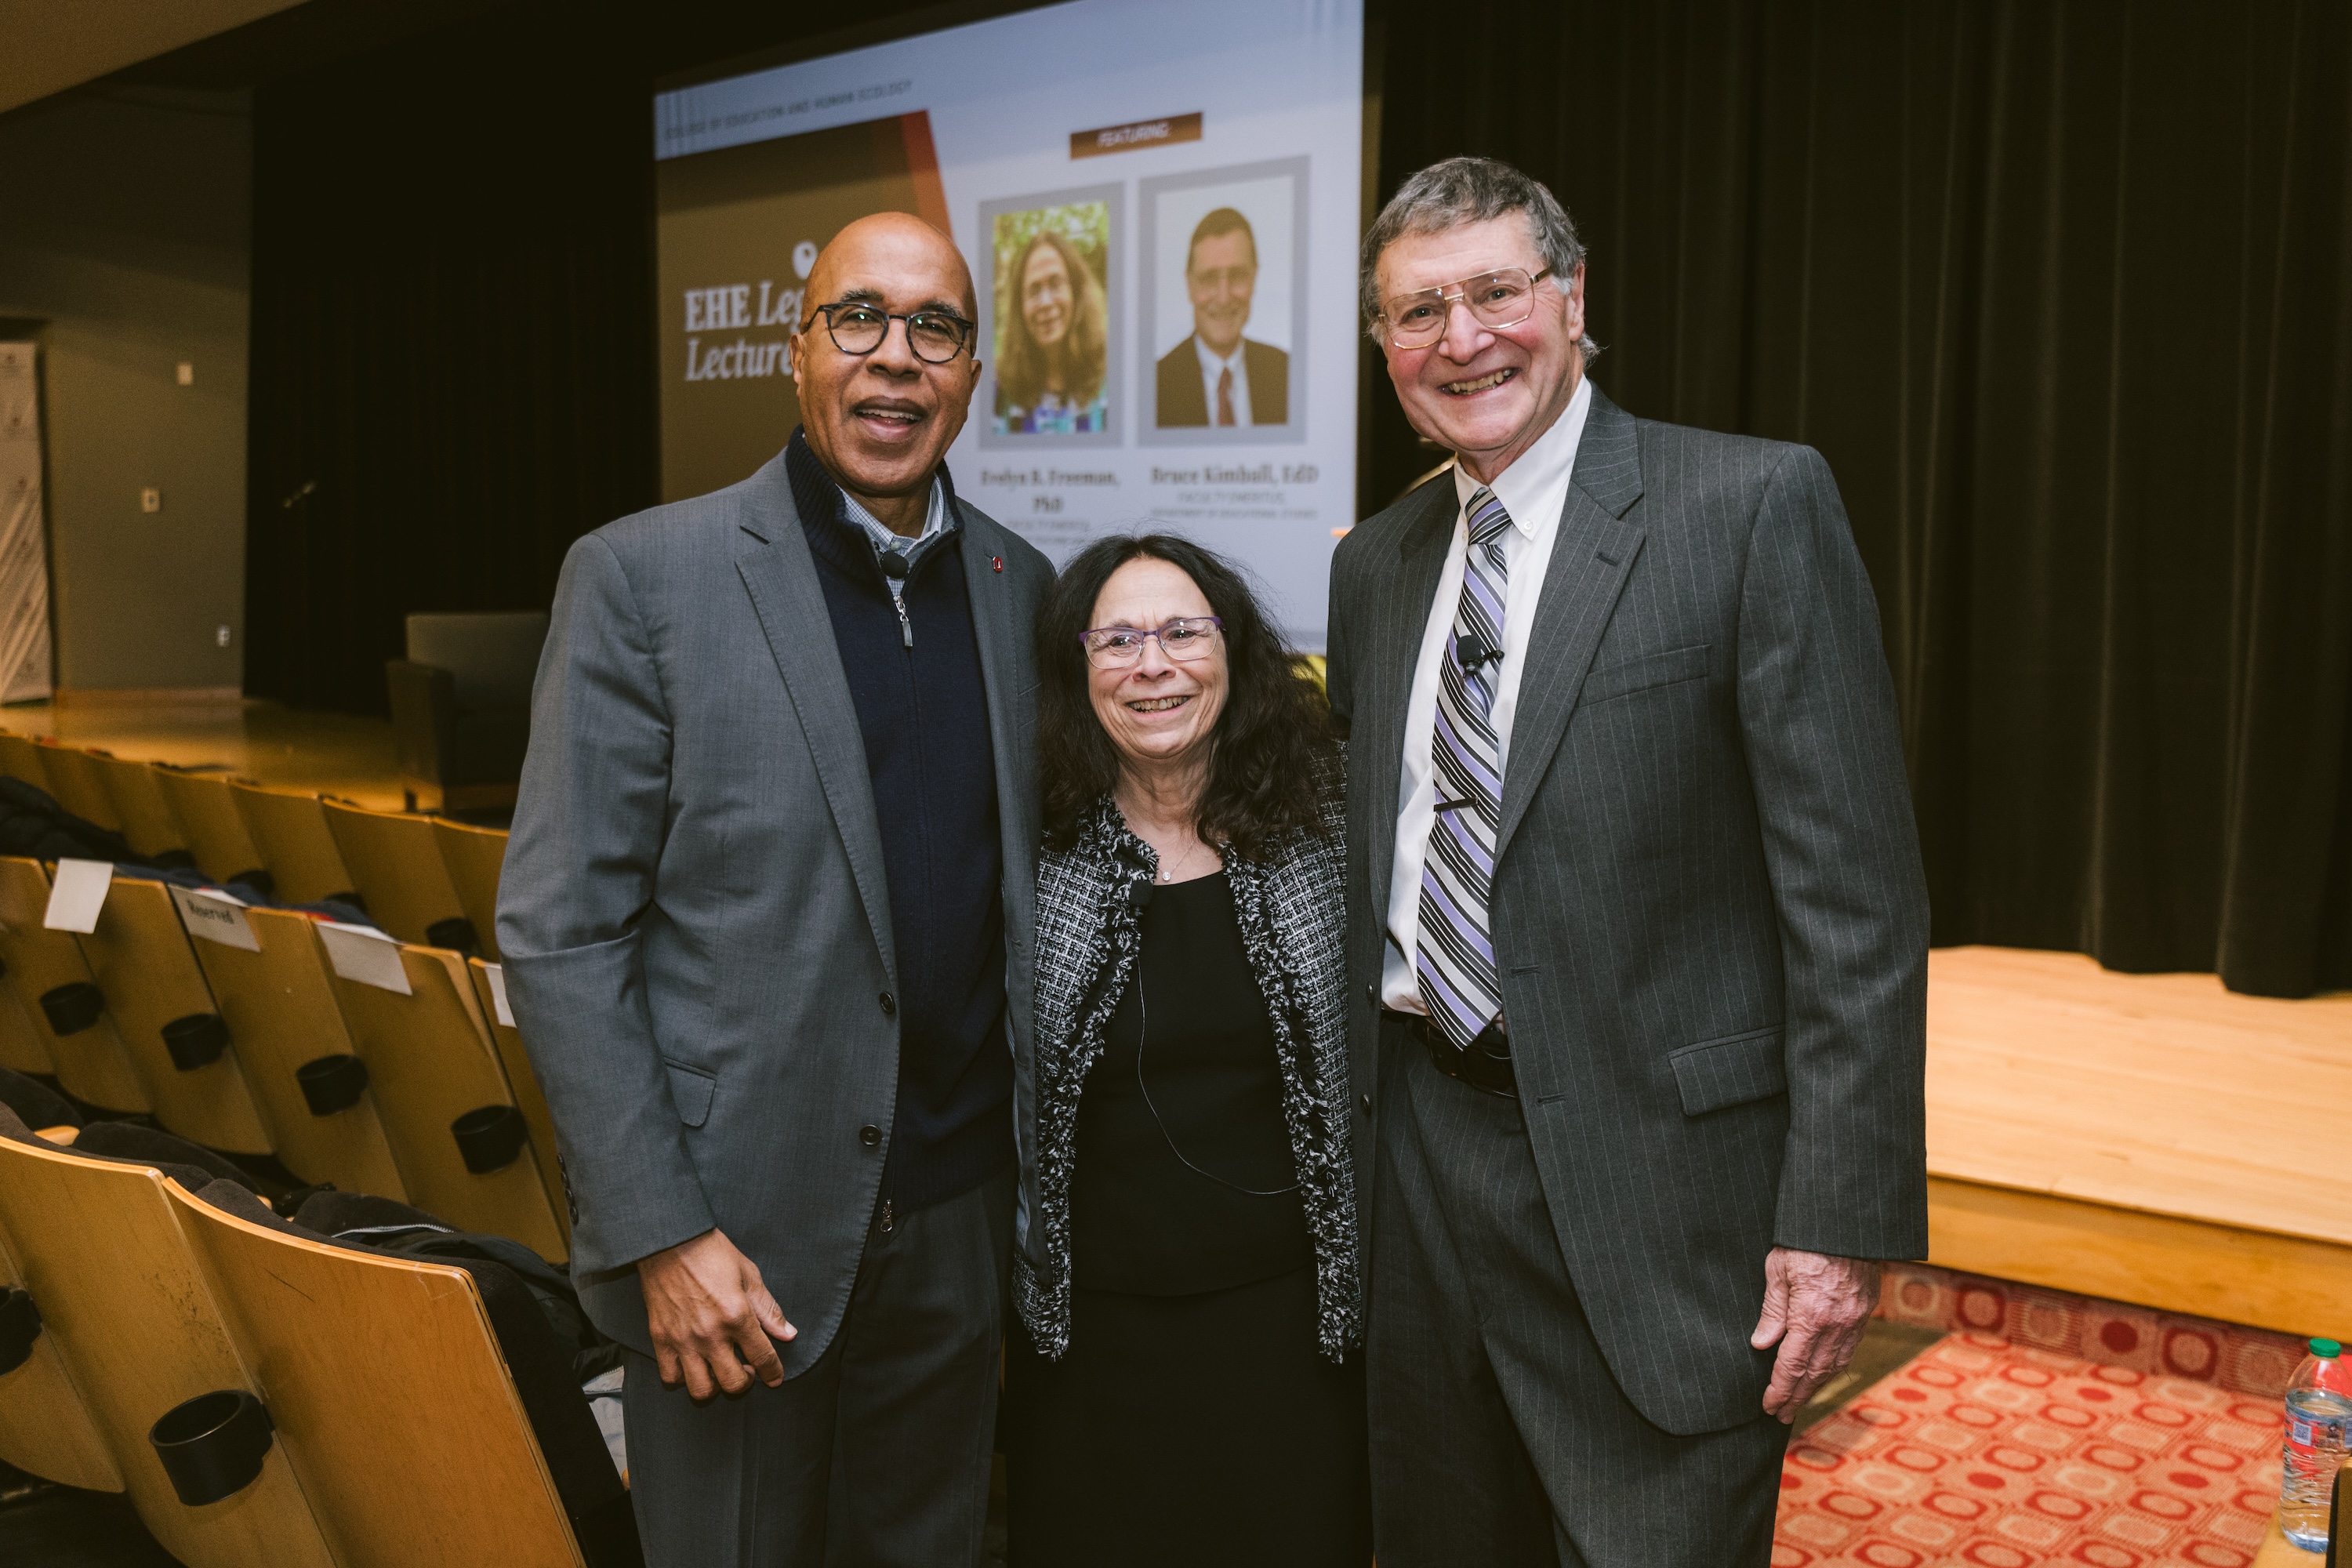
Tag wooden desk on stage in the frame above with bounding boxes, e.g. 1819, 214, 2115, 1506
1926, 946, 2352, 1340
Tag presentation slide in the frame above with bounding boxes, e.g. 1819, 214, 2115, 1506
654, 0, 1365, 649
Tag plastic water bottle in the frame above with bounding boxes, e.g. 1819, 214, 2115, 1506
2281, 1336, 2352, 1551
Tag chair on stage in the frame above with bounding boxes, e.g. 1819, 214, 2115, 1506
183, 899, 406, 1198
436, 818, 510, 963
167, 1179, 631, 1566
387, 611, 546, 814
0, 858, 147, 1114
74, 874, 274, 1156
321, 797, 473, 949
151, 768, 270, 889
94, 755, 196, 865
0, 1112, 338, 1568
227, 782, 358, 906
318, 929, 565, 1261
0, 1168, 122, 1496
34, 743, 127, 835
0, 732, 49, 790
468, 959, 569, 1257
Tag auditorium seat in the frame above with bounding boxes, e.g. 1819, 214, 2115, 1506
74, 874, 274, 1156
434, 816, 510, 962
0, 732, 48, 790
165, 1178, 628, 1566
35, 742, 127, 834
317, 929, 565, 1260
0, 1112, 339, 1567
0, 978, 54, 1079
227, 781, 358, 906
94, 754, 196, 864
469, 958, 570, 1256
184, 899, 407, 1197
0, 857, 149, 1113
151, 768, 270, 889
387, 611, 546, 814
321, 797, 472, 948
0, 1166, 123, 1494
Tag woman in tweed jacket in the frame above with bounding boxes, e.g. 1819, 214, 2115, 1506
1003, 534, 1367, 1566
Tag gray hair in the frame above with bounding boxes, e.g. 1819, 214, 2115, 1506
1359, 156, 1602, 365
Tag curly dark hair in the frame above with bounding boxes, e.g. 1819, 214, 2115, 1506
1038, 534, 1334, 856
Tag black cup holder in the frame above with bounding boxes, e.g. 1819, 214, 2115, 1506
162, 1013, 230, 1073
38, 982, 103, 1037
425, 916, 480, 955
452, 1104, 525, 1174
149, 1388, 274, 1506
295, 1054, 368, 1116
0, 1287, 41, 1376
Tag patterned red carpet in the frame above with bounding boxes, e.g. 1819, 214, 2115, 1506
1775, 1265, 2303, 1566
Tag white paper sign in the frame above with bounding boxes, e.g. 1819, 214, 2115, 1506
318, 920, 412, 995
483, 962, 514, 1028
42, 858, 112, 934
171, 884, 260, 951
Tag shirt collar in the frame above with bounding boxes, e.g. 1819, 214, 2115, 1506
842, 478, 948, 557
1451, 373, 1594, 539
1194, 333, 1247, 374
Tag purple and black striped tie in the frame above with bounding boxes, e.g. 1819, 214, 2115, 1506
1417, 486, 1512, 1049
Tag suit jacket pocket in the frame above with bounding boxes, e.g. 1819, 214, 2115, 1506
1581, 643, 1710, 707
1668, 1025, 1786, 1116
663, 1058, 716, 1128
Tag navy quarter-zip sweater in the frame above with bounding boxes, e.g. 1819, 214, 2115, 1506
785, 433, 1013, 1213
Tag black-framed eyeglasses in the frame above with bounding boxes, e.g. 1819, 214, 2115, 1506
1374, 267, 1555, 348
811, 301, 975, 364
1080, 616, 1224, 669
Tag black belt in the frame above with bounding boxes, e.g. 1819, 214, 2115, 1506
1384, 1009, 1515, 1098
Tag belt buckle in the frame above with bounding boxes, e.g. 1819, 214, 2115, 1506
1425, 1018, 1516, 1100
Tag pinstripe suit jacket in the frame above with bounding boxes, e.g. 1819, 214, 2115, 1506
1326, 384, 1929, 1436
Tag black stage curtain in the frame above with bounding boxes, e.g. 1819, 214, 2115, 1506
1370, 0, 2352, 997
249, 1, 2350, 995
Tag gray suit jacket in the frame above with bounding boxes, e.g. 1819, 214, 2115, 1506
497, 450, 1053, 1370
1326, 385, 1929, 1435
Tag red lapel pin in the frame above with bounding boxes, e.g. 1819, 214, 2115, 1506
991, 556, 1004, 573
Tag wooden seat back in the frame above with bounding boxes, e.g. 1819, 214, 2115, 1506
0, 731, 49, 789
165, 1181, 587, 1568
319, 933, 564, 1259
227, 782, 357, 906
94, 756, 193, 862
434, 818, 510, 962
184, 901, 406, 1197
321, 799, 467, 946
0, 979, 53, 1078
467, 960, 569, 1255
34, 743, 124, 833
77, 877, 273, 1155
151, 770, 267, 886
0, 858, 147, 1112
0, 1171, 121, 1492
0, 1130, 336, 1567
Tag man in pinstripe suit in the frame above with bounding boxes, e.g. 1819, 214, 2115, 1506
1325, 158, 1930, 1565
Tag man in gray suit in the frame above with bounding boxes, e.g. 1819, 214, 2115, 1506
499, 212, 1053, 1566
1327, 158, 1929, 1565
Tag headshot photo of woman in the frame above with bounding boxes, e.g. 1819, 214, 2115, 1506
1004, 535, 1369, 1566
993, 216, 1111, 436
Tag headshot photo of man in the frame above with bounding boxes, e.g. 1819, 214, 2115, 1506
1154, 206, 1290, 427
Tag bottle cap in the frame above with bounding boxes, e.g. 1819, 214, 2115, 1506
2311, 1338, 2342, 1358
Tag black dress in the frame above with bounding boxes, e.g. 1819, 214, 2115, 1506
1004, 873, 1371, 1567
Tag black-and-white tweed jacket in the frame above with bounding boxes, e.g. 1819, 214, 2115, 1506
1014, 762, 1359, 1362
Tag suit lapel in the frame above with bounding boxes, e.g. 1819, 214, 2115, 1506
731, 456, 898, 988
1494, 387, 1647, 864
1359, 478, 1459, 944
953, 504, 1035, 877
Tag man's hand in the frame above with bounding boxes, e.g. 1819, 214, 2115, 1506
638, 1228, 797, 1400
1749, 1247, 1880, 1423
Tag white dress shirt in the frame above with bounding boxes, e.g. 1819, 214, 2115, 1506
1194, 334, 1254, 426
1381, 374, 1594, 1015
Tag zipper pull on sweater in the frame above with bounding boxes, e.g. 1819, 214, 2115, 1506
896, 599, 913, 648
881, 551, 913, 647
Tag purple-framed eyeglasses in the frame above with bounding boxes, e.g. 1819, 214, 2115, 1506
1079, 616, 1225, 670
